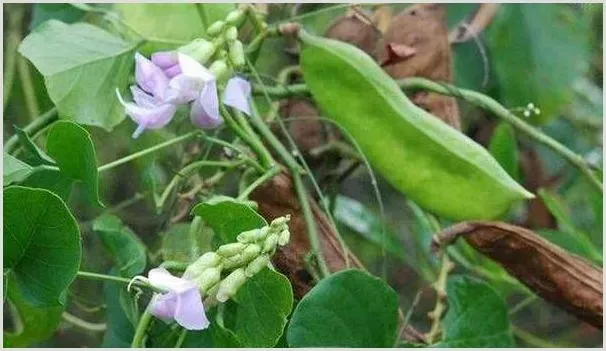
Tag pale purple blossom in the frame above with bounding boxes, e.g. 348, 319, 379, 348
117, 50, 253, 138
147, 267, 209, 330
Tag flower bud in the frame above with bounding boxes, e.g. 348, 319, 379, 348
216, 268, 247, 302
224, 26, 238, 43
207, 20, 226, 36
237, 228, 262, 243
270, 215, 290, 230
222, 254, 244, 270
278, 229, 290, 246
240, 244, 262, 262
217, 242, 246, 257
194, 267, 222, 292
225, 9, 245, 26
262, 234, 279, 253
182, 251, 222, 279
209, 60, 231, 82
245, 255, 270, 277
178, 39, 216, 64
228, 40, 245, 68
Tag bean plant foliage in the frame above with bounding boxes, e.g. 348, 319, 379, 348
2, 3, 603, 348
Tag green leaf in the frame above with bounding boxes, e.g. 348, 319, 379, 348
436, 275, 515, 347
18, 20, 136, 130
4, 153, 33, 186
537, 229, 602, 265
46, 121, 103, 207
488, 122, 520, 182
3, 279, 64, 347
287, 269, 399, 347
4, 186, 81, 306
161, 222, 213, 263
191, 196, 267, 244
183, 310, 242, 347
30, 4, 85, 30
14, 127, 56, 166
22, 169, 73, 202
223, 268, 293, 347
333, 195, 405, 261
114, 4, 234, 54
102, 269, 137, 348
538, 188, 577, 233
486, 4, 590, 124
93, 214, 147, 278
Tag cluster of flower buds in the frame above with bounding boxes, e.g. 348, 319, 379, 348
522, 102, 541, 118
183, 215, 291, 303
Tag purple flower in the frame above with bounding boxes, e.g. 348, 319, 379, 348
223, 76, 252, 116
147, 267, 209, 331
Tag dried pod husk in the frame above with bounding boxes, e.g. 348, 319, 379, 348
433, 221, 603, 329
325, 11, 379, 56
373, 4, 460, 129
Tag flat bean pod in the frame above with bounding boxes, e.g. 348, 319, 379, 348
299, 31, 533, 220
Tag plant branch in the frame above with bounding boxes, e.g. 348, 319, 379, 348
97, 131, 203, 173
4, 108, 59, 154
17, 56, 41, 120
62, 312, 107, 332
237, 166, 280, 200
131, 305, 153, 348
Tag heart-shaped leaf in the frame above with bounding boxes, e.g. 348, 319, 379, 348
191, 196, 267, 244
93, 214, 147, 278
436, 275, 515, 347
18, 20, 136, 130
4, 186, 81, 306
46, 120, 102, 207
4, 153, 33, 186
287, 269, 399, 347
223, 268, 293, 347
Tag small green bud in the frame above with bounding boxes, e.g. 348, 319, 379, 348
240, 244, 262, 262
183, 251, 222, 279
237, 228, 262, 243
216, 268, 247, 302
217, 242, 246, 257
178, 39, 215, 64
270, 215, 291, 230
225, 9, 245, 26
245, 255, 270, 277
262, 234, 279, 253
224, 26, 238, 42
207, 20, 225, 36
194, 267, 221, 292
222, 254, 244, 270
209, 60, 231, 82
228, 40, 245, 68
278, 229, 290, 246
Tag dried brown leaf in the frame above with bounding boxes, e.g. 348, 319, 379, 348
325, 11, 380, 55
374, 4, 461, 129
433, 221, 603, 329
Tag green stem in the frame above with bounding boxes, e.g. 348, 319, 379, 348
4, 108, 58, 154
3, 4, 24, 111
75, 271, 157, 292
511, 325, 569, 348
62, 312, 107, 332
221, 105, 274, 169
257, 79, 603, 193
97, 131, 202, 173
175, 328, 188, 348
17, 56, 41, 120
131, 305, 153, 348
237, 166, 280, 200
398, 78, 604, 193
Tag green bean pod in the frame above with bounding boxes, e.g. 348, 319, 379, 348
299, 31, 534, 221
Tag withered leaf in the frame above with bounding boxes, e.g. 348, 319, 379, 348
433, 221, 603, 329
379, 43, 417, 67
374, 4, 461, 129
325, 10, 380, 55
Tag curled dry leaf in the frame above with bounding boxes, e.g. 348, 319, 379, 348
374, 4, 461, 129
325, 9, 380, 55
432, 221, 603, 329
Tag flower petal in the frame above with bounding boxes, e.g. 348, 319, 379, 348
150, 292, 178, 320
116, 89, 177, 138
223, 76, 252, 116
151, 51, 179, 69
130, 86, 158, 109
148, 267, 195, 293
190, 81, 223, 128
175, 288, 210, 330
177, 53, 215, 82
164, 64, 182, 79
167, 74, 204, 104
135, 52, 169, 98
